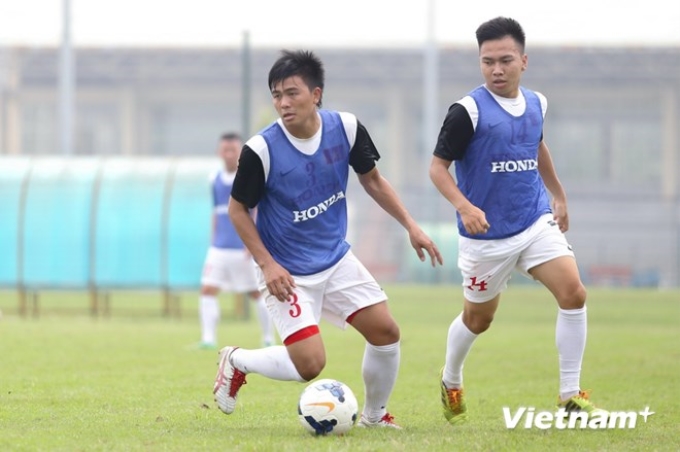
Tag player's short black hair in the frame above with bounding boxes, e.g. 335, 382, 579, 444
476, 17, 526, 52
268, 50, 325, 107
220, 132, 241, 142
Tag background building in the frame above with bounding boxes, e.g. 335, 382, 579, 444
1, 45, 678, 287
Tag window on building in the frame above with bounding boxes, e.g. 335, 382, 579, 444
150, 104, 239, 155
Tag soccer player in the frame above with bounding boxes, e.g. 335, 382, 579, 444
213, 50, 443, 428
198, 132, 274, 350
429, 17, 608, 424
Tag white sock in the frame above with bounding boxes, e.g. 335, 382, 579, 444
199, 295, 219, 344
361, 341, 400, 421
230, 346, 305, 382
254, 295, 274, 345
556, 306, 587, 400
443, 313, 478, 389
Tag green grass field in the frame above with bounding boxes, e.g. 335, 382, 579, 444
0, 286, 678, 451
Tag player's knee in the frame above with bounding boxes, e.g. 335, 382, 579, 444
558, 283, 587, 309
576, 284, 587, 306
463, 311, 494, 334
365, 320, 400, 346
350, 305, 400, 345
295, 357, 326, 381
379, 321, 401, 344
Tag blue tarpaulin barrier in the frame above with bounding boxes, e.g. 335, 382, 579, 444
0, 157, 214, 291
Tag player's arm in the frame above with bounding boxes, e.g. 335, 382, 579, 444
228, 198, 271, 270
229, 145, 295, 301
229, 146, 269, 266
242, 206, 258, 259
429, 103, 490, 235
537, 140, 569, 232
351, 121, 442, 267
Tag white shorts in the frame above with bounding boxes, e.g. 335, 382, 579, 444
458, 214, 575, 303
201, 247, 258, 293
256, 250, 387, 342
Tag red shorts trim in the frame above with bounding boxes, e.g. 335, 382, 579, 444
283, 325, 320, 346
346, 306, 368, 325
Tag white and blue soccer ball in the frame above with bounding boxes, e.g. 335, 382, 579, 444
298, 378, 358, 435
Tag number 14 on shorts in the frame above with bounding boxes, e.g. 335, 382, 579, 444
466, 276, 489, 292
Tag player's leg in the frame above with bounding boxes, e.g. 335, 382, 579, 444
439, 295, 501, 425
232, 252, 275, 347
232, 276, 326, 380
247, 289, 275, 346
324, 251, 401, 428
520, 216, 606, 414
521, 217, 585, 401
348, 302, 401, 428
198, 247, 226, 349
528, 256, 606, 413
199, 285, 220, 348
444, 294, 500, 383
220, 251, 273, 346
213, 280, 324, 415
440, 243, 517, 424
227, 328, 324, 382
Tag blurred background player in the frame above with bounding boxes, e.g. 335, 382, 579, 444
198, 132, 274, 349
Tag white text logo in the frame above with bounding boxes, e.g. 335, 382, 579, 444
503, 407, 654, 429
490, 159, 538, 173
292, 191, 345, 223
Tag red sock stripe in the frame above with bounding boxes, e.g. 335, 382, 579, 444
283, 325, 320, 346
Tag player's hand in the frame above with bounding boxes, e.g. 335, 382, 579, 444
408, 227, 444, 267
261, 259, 297, 302
552, 198, 569, 233
459, 205, 490, 236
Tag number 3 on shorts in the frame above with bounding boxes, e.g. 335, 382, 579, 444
287, 293, 301, 318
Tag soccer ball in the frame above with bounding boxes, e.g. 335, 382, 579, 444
298, 378, 359, 435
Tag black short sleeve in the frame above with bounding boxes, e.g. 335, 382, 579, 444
349, 120, 381, 174
231, 145, 265, 208
433, 103, 475, 161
